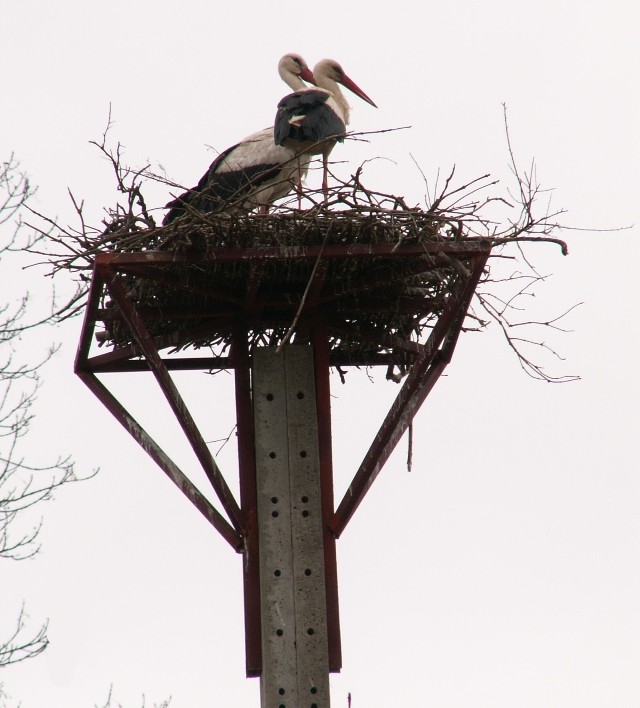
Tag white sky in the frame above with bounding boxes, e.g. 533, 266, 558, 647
1, 0, 639, 706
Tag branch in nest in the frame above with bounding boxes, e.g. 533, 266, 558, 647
35, 114, 580, 384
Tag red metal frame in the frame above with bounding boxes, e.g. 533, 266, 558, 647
103, 272, 244, 531
232, 323, 262, 676
312, 319, 342, 672
74, 241, 491, 677
330, 252, 487, 537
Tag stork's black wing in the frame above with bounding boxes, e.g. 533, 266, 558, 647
163, 142, 281, 224
274, 90, 346, 146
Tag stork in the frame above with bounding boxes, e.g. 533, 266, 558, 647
163, 54, 316, 224
274, 58, 377, 198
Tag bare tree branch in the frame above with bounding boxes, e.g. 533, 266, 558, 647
95, 685, 172, 708
0, 605, 48, 667
1, 155, 93, 671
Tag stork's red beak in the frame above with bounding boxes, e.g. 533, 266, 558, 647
300, 66, 318, 86
339, 74, 377, 108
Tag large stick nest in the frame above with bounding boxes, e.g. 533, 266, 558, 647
37, 131, 574, 382
94, 195, 475, 366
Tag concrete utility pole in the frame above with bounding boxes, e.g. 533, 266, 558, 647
254, 346, 330, 707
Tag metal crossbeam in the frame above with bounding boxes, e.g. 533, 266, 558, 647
330, 252, 489, 537
94, 241, 491, 267
76, 370, 242, 549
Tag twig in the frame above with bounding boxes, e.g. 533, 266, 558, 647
276, 228, 330, 353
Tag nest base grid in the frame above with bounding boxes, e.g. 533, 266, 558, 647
78, 212, 492, 374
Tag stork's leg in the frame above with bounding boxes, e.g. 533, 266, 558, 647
296, 159, 303, 209
322, 151, 329, 202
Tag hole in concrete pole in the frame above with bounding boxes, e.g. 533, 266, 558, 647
310, 687, 317, 694
276, 629, 284, 636
274, 569, 281, 577
296, 391, 305, 399
278, 688, 285, 695
300, 450, 307, 458
301, 496, 309, 503
272, 511, 279, 518
266, 393, 274, 401
271, 496, 278, 504
304, 568, 312, 576
302, 510, 310, 518
269, 452, 277, 459
307, 628, 315, 635
311, 703, 318, 708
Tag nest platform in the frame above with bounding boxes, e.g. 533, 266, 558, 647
76, 209, 492, 374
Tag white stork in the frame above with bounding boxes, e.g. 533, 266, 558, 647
163, 54, 316, 224
274, 58, 377, 197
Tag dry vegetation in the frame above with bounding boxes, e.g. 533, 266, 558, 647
27, 116, 577, 384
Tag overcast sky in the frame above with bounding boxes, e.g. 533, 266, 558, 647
1, 1, 639, 706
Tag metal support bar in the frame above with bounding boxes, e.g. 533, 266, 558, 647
88, 352, 420, 373
233, 325, 263, 677
254, 346, 330, 708
74, 265, 106, 373
91, 320, 238, 366
102, 268, 244, 532
88, 354, 233, 373
95, 241, 491, 268
331, 254, 489, 537
73, 267, 242, 549
76, 371, 242, 549
312, 323, 342, 672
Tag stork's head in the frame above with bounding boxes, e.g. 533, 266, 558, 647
278, 53, 317, 86
313, 59, 377, 108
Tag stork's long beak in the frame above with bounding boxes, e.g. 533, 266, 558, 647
339, 73, 377, 108
300, 66, 318, 86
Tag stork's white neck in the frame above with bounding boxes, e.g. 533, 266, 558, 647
278, 66, 307, 93
316, 76, 351, 125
